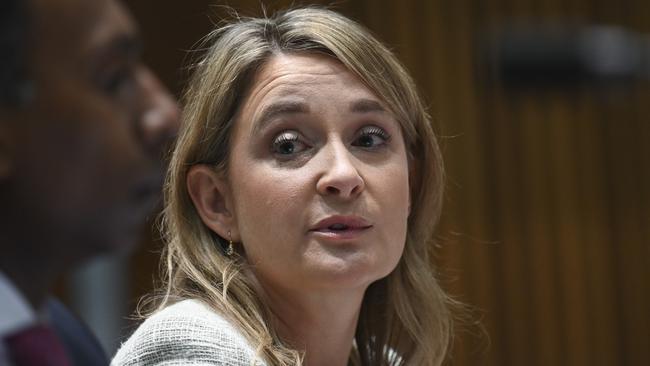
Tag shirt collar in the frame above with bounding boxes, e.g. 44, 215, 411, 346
0, 271, 37, 336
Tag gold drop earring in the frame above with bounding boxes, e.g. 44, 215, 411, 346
226, 230, 234, 256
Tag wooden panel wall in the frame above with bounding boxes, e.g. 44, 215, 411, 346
128, 1, 650, 365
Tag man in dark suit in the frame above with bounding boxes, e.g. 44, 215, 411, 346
0, 0, 180, 364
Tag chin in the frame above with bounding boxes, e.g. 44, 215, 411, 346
307, 256, 396, 290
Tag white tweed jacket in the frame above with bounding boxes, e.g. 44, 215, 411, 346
111, 299, 267, 366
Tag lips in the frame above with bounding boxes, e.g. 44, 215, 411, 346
309, 215, 373, 239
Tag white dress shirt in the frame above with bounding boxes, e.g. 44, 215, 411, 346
0, 271, 37, 366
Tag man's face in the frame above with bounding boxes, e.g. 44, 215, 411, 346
0, 0, 179, 259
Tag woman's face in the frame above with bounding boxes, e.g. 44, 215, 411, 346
226, 53, 410, 292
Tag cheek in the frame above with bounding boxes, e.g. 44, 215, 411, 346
372, 148, 410, 212
372, 157, 411, 266
230, 163, 309, 254
385, 165, 411, 217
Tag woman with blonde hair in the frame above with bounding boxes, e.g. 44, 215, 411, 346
113, 6, 454, 366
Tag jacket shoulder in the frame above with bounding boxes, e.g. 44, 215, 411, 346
111, 299, 263, 366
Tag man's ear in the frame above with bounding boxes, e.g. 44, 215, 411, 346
186, 165, 238, 241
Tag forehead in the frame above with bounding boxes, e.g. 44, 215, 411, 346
234, 53, 395, 137
252, 53, 362, 94
242, 53, 380, 115
30, 0, 136, 60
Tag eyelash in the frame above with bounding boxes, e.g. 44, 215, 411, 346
271, 131, 307, 156
275, 132, 298, 144
99, 63, 135, 96
270, 125, 391, 158
357, 126, 391, 143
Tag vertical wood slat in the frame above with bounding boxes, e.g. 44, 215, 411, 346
629, 3, 650, 364
535, 0, 584, 361
439, 1, 499, 364
469, 3, 520, 365
604, 94, 648, 366
485, 87, 531, 366
546, 93, 589, 365
509, 8, 565, 363
415, 2, 486, 365
617, 5, 650, 365
518, 95, 562, 365
631, 85, 650, 366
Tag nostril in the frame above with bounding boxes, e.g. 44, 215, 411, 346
326, 186, 340, 194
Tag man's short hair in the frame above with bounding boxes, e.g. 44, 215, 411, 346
0, 0, 29, 105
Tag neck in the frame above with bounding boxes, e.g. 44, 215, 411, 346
262, 284, 366, 366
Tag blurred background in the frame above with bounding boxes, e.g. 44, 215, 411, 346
64, 0, 650, 365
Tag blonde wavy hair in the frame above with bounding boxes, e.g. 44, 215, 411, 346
154, 7, 454, 366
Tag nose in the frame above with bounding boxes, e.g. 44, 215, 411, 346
316, 143, 365, 199
136, 66, 180, 156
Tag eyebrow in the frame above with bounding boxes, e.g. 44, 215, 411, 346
107, 35, 143, 59
253, 100, 310, 134
349, 98, 387, 114
91, 34, 142, 65
251, 98, 388, 135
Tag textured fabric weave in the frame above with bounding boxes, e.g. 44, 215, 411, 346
111, 300, 266, 366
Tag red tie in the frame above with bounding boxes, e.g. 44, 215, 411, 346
4, 324, 72, 366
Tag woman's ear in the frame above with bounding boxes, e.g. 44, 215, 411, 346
186, 165, 238, 240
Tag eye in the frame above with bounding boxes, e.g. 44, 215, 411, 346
97, 62, 135, 96
352, 126, 391, 149
105, 70, 129, 93
272, 131, 308, 156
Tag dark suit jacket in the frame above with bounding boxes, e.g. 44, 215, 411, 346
46, 299, 108, 366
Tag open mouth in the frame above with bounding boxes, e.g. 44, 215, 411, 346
309, 216, 373, 239
328, 223, 350, 231
312, 223, 371, 233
